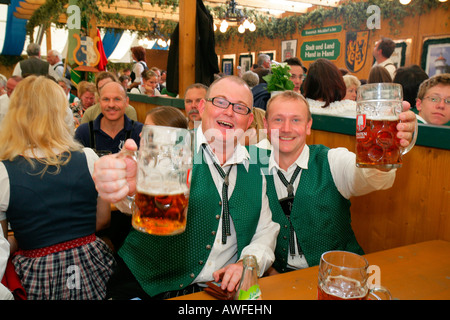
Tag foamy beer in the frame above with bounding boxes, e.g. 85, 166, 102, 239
131, 125, 192, 235
318, 251, 392, 300
356, 83, 415, 169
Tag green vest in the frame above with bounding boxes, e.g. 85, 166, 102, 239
262, 145, 364, 272
119, 147, 263, 297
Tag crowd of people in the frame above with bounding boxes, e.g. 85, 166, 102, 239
0, 39, 446, 300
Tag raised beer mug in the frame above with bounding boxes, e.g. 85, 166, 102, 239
318, 251, 392, 300
130, 125, 193, 236
356, 83, 416, 169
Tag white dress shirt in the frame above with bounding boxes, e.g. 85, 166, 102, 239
263, 142, 396, 269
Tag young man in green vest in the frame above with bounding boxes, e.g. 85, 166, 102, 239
259, 91, 417, 274
92, 76, 279, 299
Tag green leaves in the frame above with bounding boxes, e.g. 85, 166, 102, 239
263, 63, 294, 93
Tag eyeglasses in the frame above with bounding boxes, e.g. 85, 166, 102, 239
291, 74, 306, 80
206, 97, 251, 115
424, 95, 450, 106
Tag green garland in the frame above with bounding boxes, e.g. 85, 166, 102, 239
214, 0, 448, 51
25, 0, 178, 42
7, 0, 449, 59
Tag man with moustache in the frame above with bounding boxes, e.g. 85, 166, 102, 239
92, 76, 279, 299
258, 91, 417, 274
75, 81, 143, 154
184, 83, 208, 129
75, 81, 143, 253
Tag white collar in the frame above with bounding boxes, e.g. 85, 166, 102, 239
196, 125, 250, 171
268, 144, 310, 175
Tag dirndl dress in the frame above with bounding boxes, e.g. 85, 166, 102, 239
12, 234, 116, 300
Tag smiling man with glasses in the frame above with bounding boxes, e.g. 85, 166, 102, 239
92, 75, 279, 299
416, 73, 450, 126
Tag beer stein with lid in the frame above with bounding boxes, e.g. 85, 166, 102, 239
355, 83, 417, 169
130, 125, 193, 235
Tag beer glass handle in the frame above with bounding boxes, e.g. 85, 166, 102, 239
114, 150, 138, 215
367, 285, 392, 300
116, 149, 138, 161
400, 117, 418, 156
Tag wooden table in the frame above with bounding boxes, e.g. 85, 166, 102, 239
172, 240, 450, 300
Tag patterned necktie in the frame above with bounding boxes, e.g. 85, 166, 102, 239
202, 144, 233, 244
277, 166, 303, 256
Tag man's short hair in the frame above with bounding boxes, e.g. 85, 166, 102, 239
184, 83, 208, 96
378, 37, 396, 59
47, 50, 62, 60
95, 71, 118, 90
257, 54, 270, 67
417, 73, 450, 100
265, 90, 311, 121
26, 43, 41, 57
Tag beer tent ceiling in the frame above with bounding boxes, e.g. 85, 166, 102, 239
0, 0, 343, 62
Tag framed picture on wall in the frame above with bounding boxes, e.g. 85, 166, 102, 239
239, 54, 253, 72
222, 58, 234, 75
421, 37, 450, 77
222, 54, 236, 75
281, 40, 297, 61
391, 41, 407, 69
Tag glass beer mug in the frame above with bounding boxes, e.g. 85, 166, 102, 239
128, 125, 193, 236
356, 83, 417, 169
318, 251, 392, 300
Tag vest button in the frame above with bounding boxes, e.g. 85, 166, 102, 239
215, 215, 220, 220
206, 244, 211, 250
179, 284, 184, 288
199, 260, 204, 265
211, 231, 216, 235
283, 236, 287, 240
190, 273, 195, 278
219, 201, 222, 206
284, 224, 289, 229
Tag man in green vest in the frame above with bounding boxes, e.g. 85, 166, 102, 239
92, 76, 279, 299
259, 91, 418, 274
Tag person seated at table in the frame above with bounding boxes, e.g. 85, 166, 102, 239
130, 70, 161, 96
0, 76, 115, 299
343, 74, 361, 101
393, 65, 429, 111
81, 72, 138, 124
258, 91, 417, 274
284, 57, 306, 95
184, 83, 208, 130
75, 80, 144, 252
303, 58, 355, 117
93, 75, 279, 299
70, 80, 96, 126
145, 106, 188, 129
368, 65, 392, 84
415, 73, 450, 126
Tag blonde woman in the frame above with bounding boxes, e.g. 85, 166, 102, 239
70, 80, 97, 126
0, 76, 115, 300
343, 74, 361, 101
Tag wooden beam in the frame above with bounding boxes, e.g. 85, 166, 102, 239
98, 6, 179, 21
205, 0, 310, 14
178, 0, 196, 97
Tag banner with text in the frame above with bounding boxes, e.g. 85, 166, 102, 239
300, 39, 341, 61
